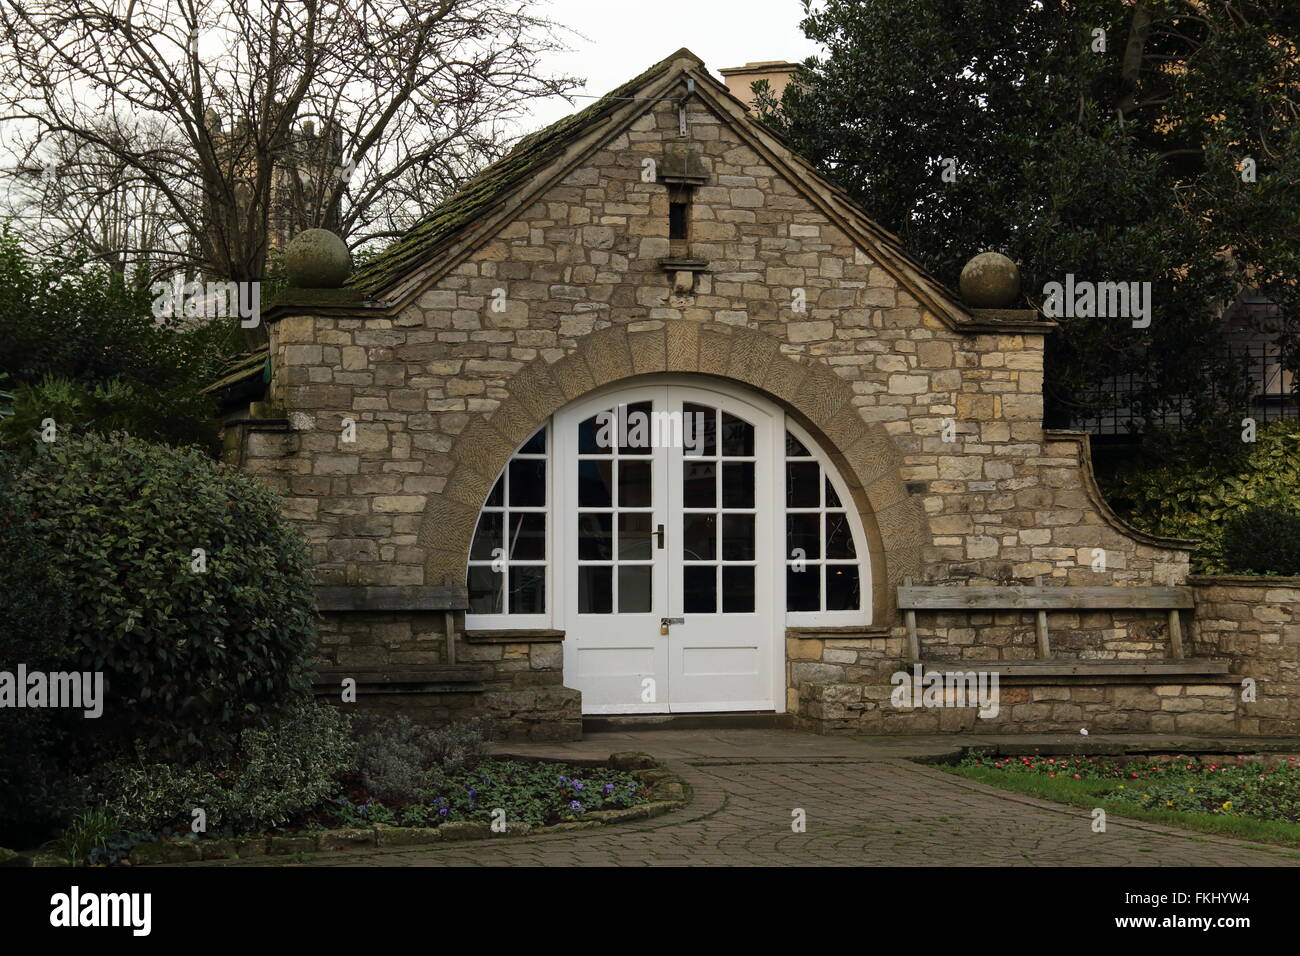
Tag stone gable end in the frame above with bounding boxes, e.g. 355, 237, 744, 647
237, 59, 1210, 738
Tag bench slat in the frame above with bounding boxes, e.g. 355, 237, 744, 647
898, 585, 1194, 611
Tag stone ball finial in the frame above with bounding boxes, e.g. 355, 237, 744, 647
284, 229, 353, 289
959, 251, 1021, 308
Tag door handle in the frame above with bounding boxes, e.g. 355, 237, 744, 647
655, 523, 664, 549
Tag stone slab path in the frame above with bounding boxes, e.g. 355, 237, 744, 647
214, 730, 1300, 867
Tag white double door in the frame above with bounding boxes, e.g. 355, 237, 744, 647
557, 382, 780, 714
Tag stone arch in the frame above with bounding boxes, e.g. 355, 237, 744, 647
419, 320, 926, 620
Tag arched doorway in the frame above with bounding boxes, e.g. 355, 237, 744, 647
465, 375, 873, 714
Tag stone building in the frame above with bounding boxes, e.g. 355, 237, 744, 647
213, 49, 1299, 740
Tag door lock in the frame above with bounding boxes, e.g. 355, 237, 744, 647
659, 616, 684, 635
654, 523, 664, 549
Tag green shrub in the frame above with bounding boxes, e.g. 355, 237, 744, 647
0, 450, 82, 847
0, 228, 240, 391
0, 227, 242, 456
0, 374, 225, 456
1223, 508, 1300, 575
350, 715, 491, 804
98, 701, 354, 834
1105, 421, 1300, 572
6, 431, 319, 759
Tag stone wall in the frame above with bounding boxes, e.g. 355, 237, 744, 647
1191, 576, 1300, 735
234, 87, 1204, 735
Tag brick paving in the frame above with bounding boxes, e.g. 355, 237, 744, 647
214, 730, 1300, 867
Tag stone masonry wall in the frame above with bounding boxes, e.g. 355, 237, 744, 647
1191, 576, 1300, 735
239, 91, 1195, 726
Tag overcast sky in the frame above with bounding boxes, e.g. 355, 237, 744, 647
520, 0, 822, 132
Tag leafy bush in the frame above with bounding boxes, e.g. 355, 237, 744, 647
350, 715, 490, 804
1223, 508, 1300, 575
0, 451, 81, 846
1105, 421, 1300, 572
0, 374, 227, 457
6, 431, 319, 759
0, 227, 242, 455
97, 702, 354, 834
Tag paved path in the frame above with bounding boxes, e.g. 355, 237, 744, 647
229, 730, 1300, 867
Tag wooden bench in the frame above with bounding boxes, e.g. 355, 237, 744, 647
896, 577, 1194, 662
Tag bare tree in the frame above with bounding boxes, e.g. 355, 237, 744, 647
3, 121, 194, 278
0, 0, 579, 282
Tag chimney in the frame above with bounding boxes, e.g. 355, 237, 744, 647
718, 60, 800, 109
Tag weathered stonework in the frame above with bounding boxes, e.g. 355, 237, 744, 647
224, 49, 1291, 739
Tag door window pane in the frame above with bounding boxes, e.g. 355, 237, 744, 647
468, 566, 503, 614
578, 513, 613, 560
618, 460, 652, 508
786, 461, 820, 507
509, 566, 546, 614
786, 513, 820, 560
509, 459, 546, 506
683, 403, 716, 456
785, 430, 812, 457
786, 564, 819, 612
519, 428, 546, 455
825, 478, 842, 508
722, 565, 755, 613
721, 413, 754, 457
683, 461, 716, 508
618, 512, 653, 560
619, 401, 655, 456
684, 565, 716, 613
825, 512, 856, 559
579, 413, 608, 455
618, 565, 652, 613
722, 514, 755, 561
578, 460, 614, 507
509, 513, 546, 560
825, 565, 860, 611
721, 461, 754, 509
578, 566, 612, 614
470, 512, 502, 561
683, 513, 717, 561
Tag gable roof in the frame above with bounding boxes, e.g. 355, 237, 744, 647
348, 48, 1050, 334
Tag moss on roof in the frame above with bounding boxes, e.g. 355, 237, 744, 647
348, 48, 699, 298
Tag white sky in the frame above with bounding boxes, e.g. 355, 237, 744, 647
520, 0, 822, 132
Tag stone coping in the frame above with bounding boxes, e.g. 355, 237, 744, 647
1190, 574, 1300, 588
787, 625, 892, 639
464, 628, 566, 644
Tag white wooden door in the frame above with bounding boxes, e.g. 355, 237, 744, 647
558, 382, 778, 714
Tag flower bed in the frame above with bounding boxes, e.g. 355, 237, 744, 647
0, 751, 689, 867
945, 752, 1300, 847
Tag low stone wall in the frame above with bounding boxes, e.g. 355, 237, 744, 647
791, 575, 1300, 736
796, 678, 1239, 735
313, 610, 581, 741
1191, 575, 1300, 736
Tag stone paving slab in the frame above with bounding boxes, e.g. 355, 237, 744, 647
203, 730, 1300, 868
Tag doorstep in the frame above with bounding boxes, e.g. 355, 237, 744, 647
583, 711, 795, 733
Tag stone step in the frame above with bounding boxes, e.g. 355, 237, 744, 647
583, 711, 795, 732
